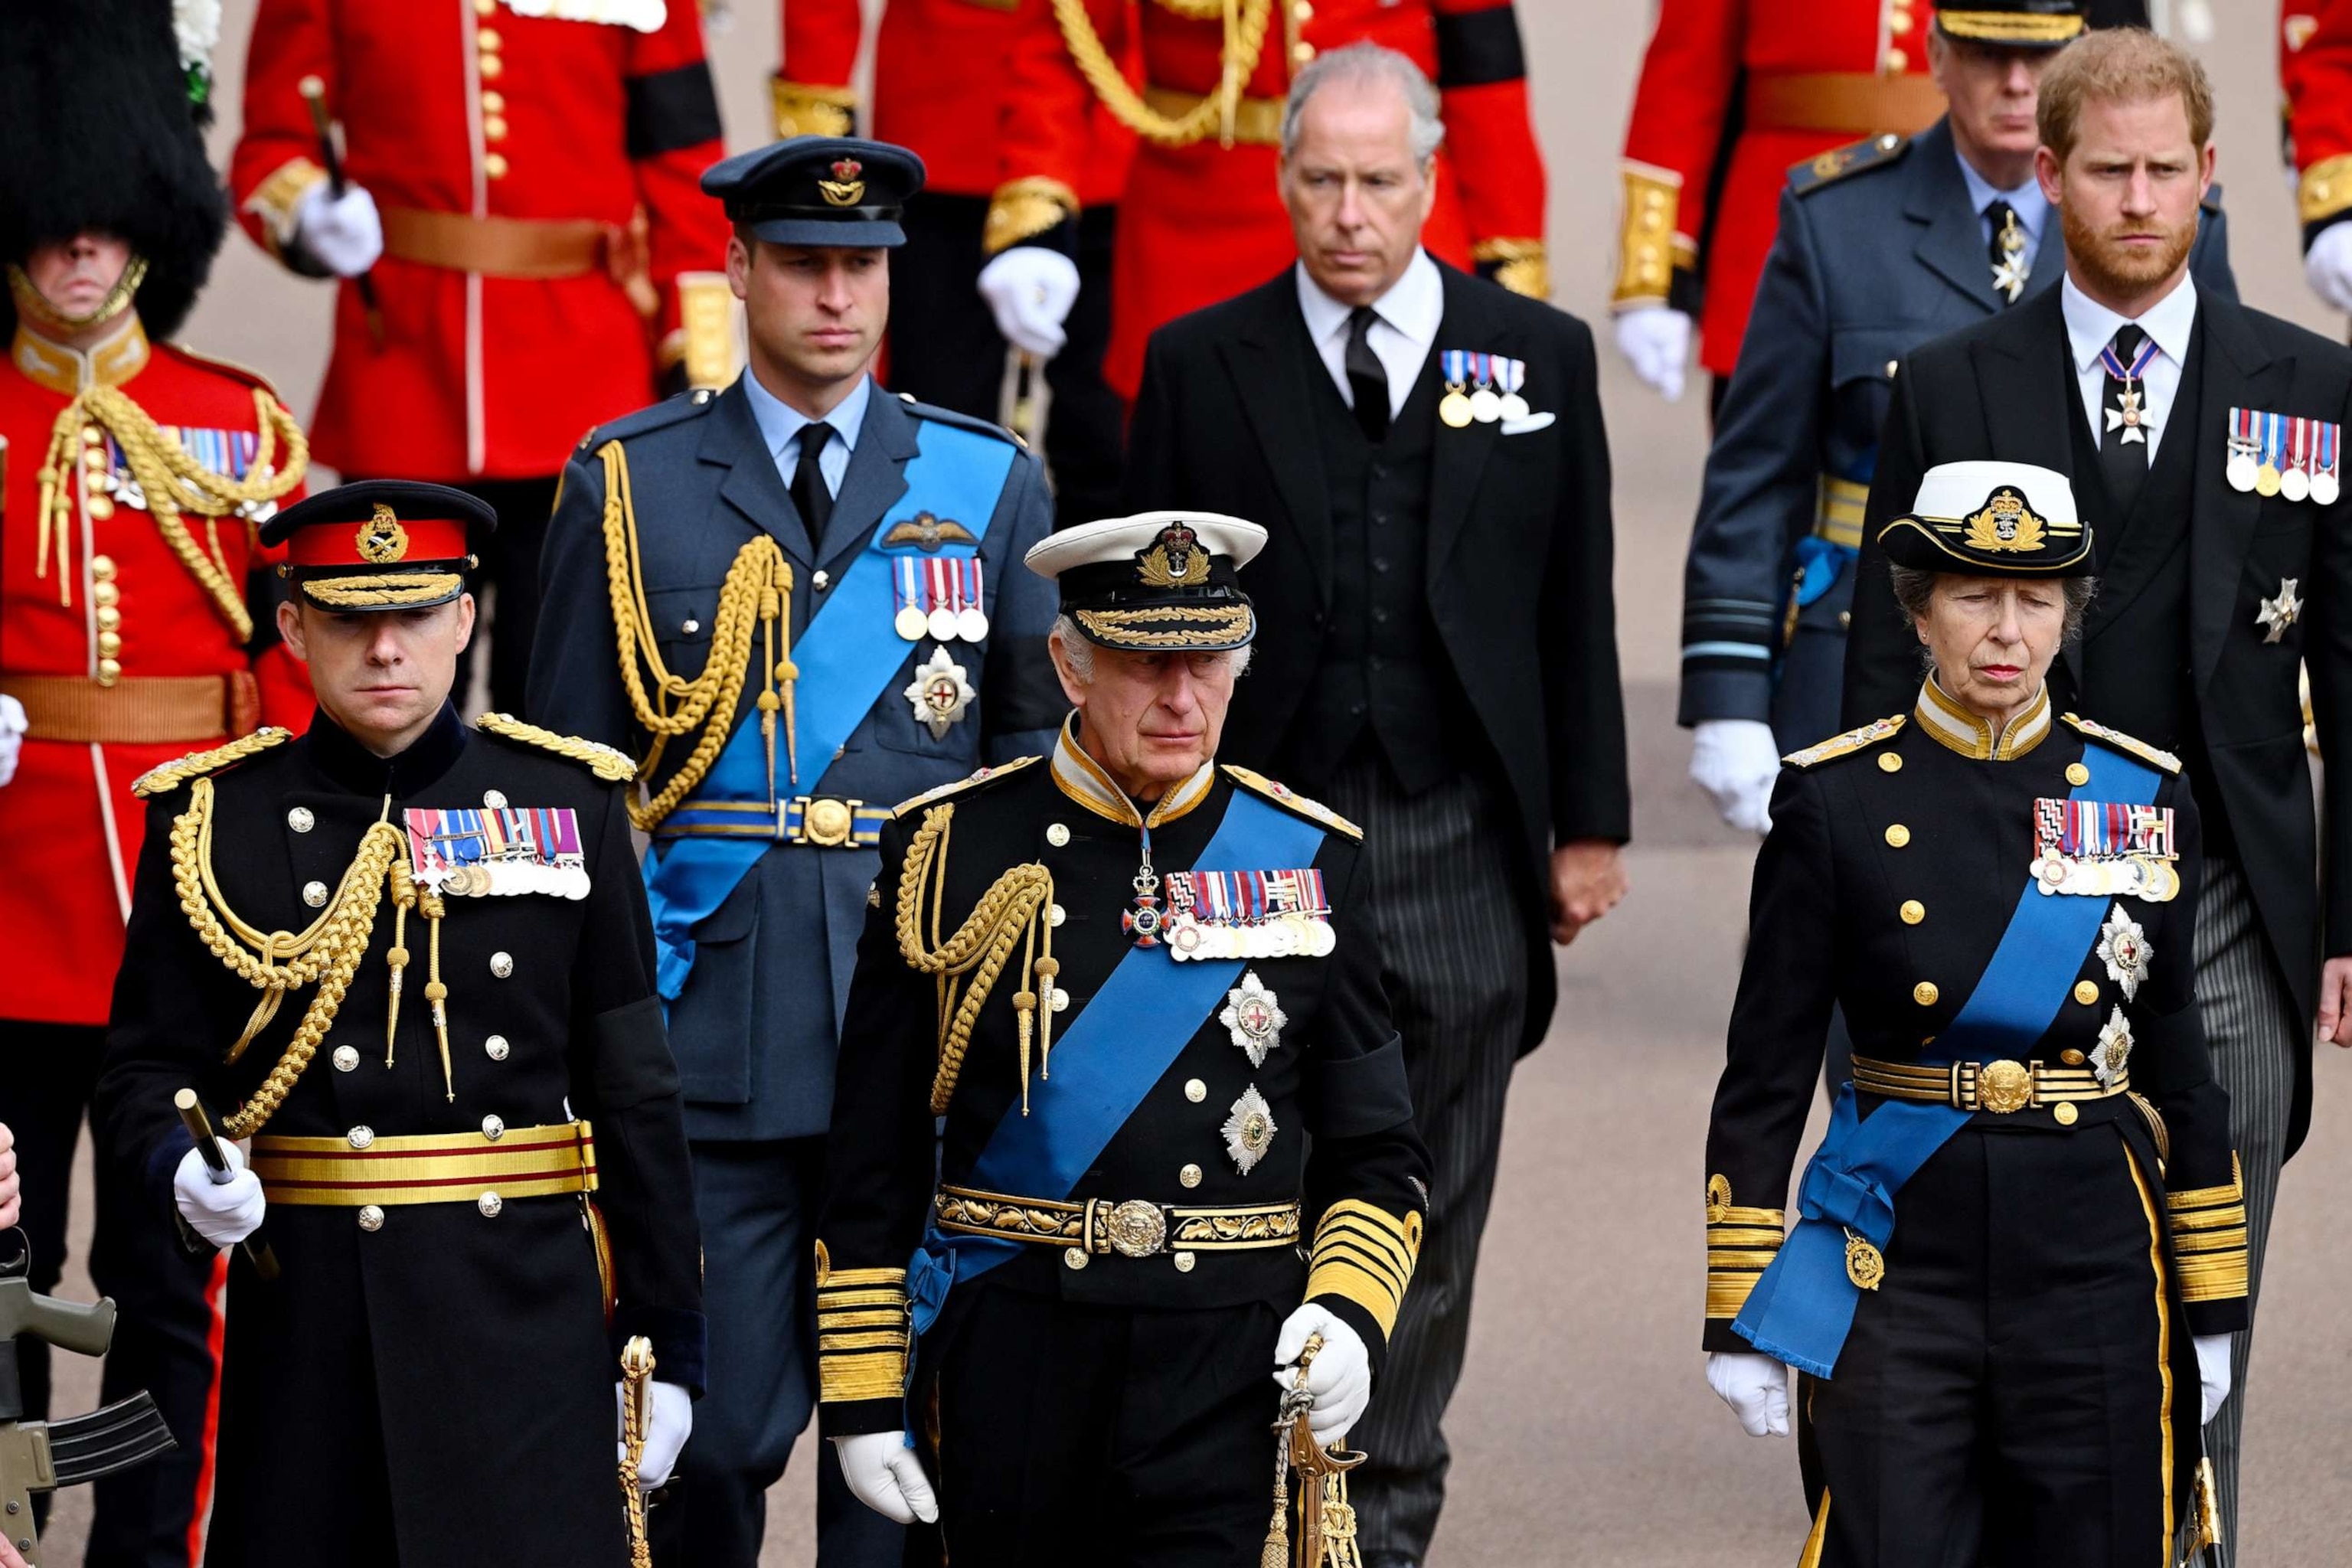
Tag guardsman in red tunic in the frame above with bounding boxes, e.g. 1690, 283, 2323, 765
773, 0, 1136, 524
0, 5, 310, 1563
987, 0, 1550, 402
2284, 5, 2352, 313
230, 0, 732, 714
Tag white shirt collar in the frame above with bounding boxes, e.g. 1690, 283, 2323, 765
2061, 271, 2198, 374
743, 368, 871, 462
1294, 247, 1444, 351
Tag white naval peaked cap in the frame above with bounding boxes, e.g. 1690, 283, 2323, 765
1907, 461, 2081, 527
1023, 511, 1269, 580
1027, 511, 1267, 652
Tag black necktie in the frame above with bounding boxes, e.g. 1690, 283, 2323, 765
1985, 199, 2028, 305
792, 420, 836, 537
2099, 325, 2152, 515
1344, 306, 1390, 445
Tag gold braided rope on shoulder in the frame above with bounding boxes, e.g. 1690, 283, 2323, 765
893, 805, 1057, 1115
132, 726, 294, 799
168, 777, 405, 1137
1049, 0, 1276, 148
596, 439, 798, 828
34, 384, 309, 639
474, 711, 639, 782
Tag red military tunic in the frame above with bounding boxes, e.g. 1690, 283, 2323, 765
0, 317, 311, 1025
1001, 0, 1549, 399
2285, 5, 2352, 247
231, 0, 732, 482
1612, 0, 1946, 378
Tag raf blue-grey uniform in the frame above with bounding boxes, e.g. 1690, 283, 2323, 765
1677, 116, 2237, 750
525, 136, 1063, 1568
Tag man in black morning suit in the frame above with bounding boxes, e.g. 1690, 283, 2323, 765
1120, 44, 1629, 1568
1839, 33, 2352, 1562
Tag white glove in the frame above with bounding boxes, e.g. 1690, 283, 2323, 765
1706, 1351, 1792, 1437
172, 1142, 265, 1249
2193, 1332, 2233, 1425
975, 246, 1080, 359
2306, 222, 2352, 316
615, 1379, 693, 1488
1690, 719, 1782, 835
292, 180, 384, 278
831, 1432, 939, 1524
1613, 305, 1691, 402
1271, 1305, 1372, 1447
0, 694, 24, 789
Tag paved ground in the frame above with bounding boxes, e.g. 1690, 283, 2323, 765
31, 2, 2352, 1563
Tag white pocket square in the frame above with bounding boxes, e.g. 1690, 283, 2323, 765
1499, 411, 1555, 436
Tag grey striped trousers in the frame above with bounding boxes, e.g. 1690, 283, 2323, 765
1325, 752, 1530, 1568
2187, 855, 2299, 1568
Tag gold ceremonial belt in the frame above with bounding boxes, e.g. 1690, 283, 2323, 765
650, 795, 889, 848
251, 1120, 598, 1207
1815, 475, 1867, 550
1141, 85, 1284, 147
935, 1184, 1301, 1260
2, 671, 258, 745
1744, 73, 1947, 137
1851, 1056, 2126, 1115
380, 207, 612, 279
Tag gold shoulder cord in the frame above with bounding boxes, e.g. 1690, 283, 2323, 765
34, 384, 309, 639
1050, 0, 1276, 148
596, 439, 799, 828
893, 804, 1059, 1115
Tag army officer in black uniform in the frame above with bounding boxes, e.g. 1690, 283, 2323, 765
1701, 462, 2249, 1566
95, 482, 702, 1567
813, 512, 1429, 1563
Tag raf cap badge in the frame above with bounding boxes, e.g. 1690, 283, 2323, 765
903, 645, 975, 740
820, 157, 865, 207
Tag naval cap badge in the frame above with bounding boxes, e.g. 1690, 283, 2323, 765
1135, 521, 1210, 588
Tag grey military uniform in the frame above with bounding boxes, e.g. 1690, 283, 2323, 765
1677, 117, 2237, 750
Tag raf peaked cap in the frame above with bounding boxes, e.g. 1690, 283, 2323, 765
1878, 461, 2096, 577
1027, 511, 1267, 652
701, 137, 925, 247
263, 480, 496, 611
1934, 0, 2087, 47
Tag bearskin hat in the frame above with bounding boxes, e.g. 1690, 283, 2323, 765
0, 0, 229, 341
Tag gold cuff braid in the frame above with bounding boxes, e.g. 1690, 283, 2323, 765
1474, 237, 1551, 301
2167, 1153, 2249, 1302
816, 1261, 910, 1404
983, 178, 1081, 256
1304, 1200, 1423, 1341
1612, 163, 1684, 309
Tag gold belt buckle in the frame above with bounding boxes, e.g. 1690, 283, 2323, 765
1098, 1199, 1168, 1259
1976, 1059, 2034, 1114
802, 796, 854, 847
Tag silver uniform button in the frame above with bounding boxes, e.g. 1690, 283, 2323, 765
1173, 1251, 1196, 1273
348, 1126, 374, 1150
485, 1034, 511, 1061
1179, 1163, 1203, 1188
1063, 1247, 1089, 1270
477, 1191, 504, 1218
357, 1204, 385, 1232
489, 952, 514, 978
482, 1115, 505, 1142
287, 806, 315, 833
1050, 988, 1070, 1012
1046, 823, 1070, 848
483, 789, 508, 809
333, 1045, 360, 1073
813, 570, 830, 591
681, 618, 700, 635
302, 880, 329, 907
1184, 1079, 1207, 1102
1049, 903, 1067, 928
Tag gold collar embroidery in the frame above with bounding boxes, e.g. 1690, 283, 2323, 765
1913, 677, 2051, 761
11, 315, 149, 396
1049, 713, 1217, 829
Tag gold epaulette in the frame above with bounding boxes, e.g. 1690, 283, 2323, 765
888, 755, 1041, 818
474, 712, 638, 782
131, 727, 293, 798
1220, 765, 1363, 840
2060, 713, 2181, 774
1782, 714, 1905, 769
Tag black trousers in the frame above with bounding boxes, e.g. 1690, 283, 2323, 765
917, 1285, 1282, 1566
0, 1021, 225, 1568
1795, 1122, 2199, 1568
885, 194, 1125, 528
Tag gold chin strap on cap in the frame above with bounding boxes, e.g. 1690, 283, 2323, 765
6, 257, 148, 332
596, 439, 797, 829
1050, 0, 1275, 148
893, 803, 1058, 1114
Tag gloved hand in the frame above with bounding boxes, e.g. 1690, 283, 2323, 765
172, 1142, 265, 1249
614, 1378, 693, 1488
2193, 1332, 2233, 1425
2306, 220, 2352, 315
1271, 1304, 1372, 1446
975, 246, 1080, 359
0, 694, 25, 788
292, 179, 384, 278
1706, 1351, 1792, 1437
832, 1432, 939, 1524
1613, 305, 1691, 402
1690, 719, 1782, 835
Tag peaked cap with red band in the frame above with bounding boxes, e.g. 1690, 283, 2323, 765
260, 479, 495, 611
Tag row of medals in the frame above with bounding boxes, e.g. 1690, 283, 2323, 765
2028, 850, 2181, 902
1438, 381, 1530, 430
1166, 910, 1338, 962
2227, 446, 2340, 504
893, 603, 990, 643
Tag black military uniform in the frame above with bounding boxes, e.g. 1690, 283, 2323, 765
94, 483, 702, 1568
1707, 466, 2249, 1566
815, 514, 1429, 1563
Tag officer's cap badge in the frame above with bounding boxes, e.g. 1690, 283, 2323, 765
822, 158, 866, 207
1962, 487, 2047, 554
357, 503, 410, 564
1135, 521, 1210, 588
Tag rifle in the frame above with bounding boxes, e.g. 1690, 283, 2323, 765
0, 1231, 179, 1566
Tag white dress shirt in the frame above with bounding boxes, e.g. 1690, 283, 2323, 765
2061, 273, 2198, 461
1955, 151, 2050, 278
743, 368, 871, 497
1294, 248, 1444, 423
